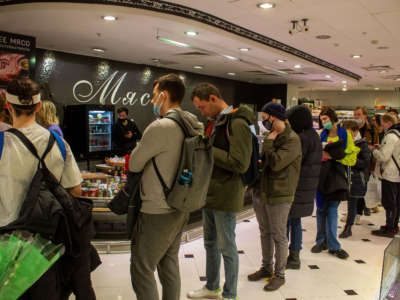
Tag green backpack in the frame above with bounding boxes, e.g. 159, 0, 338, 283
152, 111, 213, 212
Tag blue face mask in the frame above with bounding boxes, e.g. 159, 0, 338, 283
323, 121, 333, 130
153, 93, 164, 118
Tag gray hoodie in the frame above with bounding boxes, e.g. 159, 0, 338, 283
129, 108, 204, 214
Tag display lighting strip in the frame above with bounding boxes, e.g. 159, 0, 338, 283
0, 0, 362, 81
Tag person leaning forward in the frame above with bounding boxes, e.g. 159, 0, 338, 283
248, 102, 301, 291
187, 83, 254, 300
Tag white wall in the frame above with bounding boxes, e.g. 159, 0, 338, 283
298, 90, 400, 109
286, 84, 300, 108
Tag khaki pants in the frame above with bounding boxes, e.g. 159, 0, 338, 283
130, 211, 189, 300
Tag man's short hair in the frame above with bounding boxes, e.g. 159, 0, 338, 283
319, 107, 338, 129
382, 113, 396, 125
388, 108, 399, 115
7, 77, 40, 117
117, 107, 129, 115
153, 74, 185, 104
355, 106, 368, 116
342, 120, 360, 132
190, 83, 222, 101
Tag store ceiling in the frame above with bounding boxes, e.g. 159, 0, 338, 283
0, 0, 399, 91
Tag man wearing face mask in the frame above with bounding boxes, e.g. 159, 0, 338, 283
354, 106, 379, 215
128, 74, 204, 300
247, 102, 301, 291
112, 107, 142, 156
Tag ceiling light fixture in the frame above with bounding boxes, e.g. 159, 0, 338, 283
102, 15, 117, 21
294, 64, 302, 69
257, 2, 275, 9
239, 48, 250, 52
223, 55, 239, 61
276, 59, 286, 63
92, 48, 105, 53
157, 36, 190, 48
185, 31, 198, 37
374, 87, 380, 90
341, 80, 347, 84
325, 75, 331, 78
342, 87, 347, 91
193, 65, 203, 69
396, 78, 400, 81
352, 54, 362, 59
380, 70, 388, 74
316, 35, 331, 40
377, 46, 389, 50
152, 58, 160, 63
227, 72, 236, 76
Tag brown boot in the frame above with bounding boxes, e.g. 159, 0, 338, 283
264, 276, 285, 291
248, 267, 273, 281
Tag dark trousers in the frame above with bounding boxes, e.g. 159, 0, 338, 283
346, 197, 359, 226
381, 180, 400, 230
357, 198, 366, 215
130, 211, 189, 300
287, 217, 302, 251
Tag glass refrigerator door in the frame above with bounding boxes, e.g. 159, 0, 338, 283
88, 110, 113, 152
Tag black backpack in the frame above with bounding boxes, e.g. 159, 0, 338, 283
226, 116, 260, 187
0, 129, 93, 256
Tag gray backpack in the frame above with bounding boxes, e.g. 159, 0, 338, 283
152, 112, 213, 212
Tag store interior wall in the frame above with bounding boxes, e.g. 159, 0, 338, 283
35, 49, 286, 132
286, 84, 300, 109
299, 90, 400, 109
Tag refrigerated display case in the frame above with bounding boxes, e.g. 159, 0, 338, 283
64, 105, 114, 160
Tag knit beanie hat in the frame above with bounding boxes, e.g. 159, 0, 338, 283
261, 102, 286, 120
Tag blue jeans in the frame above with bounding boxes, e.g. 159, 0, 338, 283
316, 200, 341, 251
287, 217, 302, 251
203, 209, 238, 299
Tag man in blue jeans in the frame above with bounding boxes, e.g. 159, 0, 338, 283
187, 83, 254, 300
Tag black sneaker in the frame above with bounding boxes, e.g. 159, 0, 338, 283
248, 267, 273, 282
364, 208, 371, 216
372, 228, 396, 238
329, 249, 349, 259
311, 241, 328, 253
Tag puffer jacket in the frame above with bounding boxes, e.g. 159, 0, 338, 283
350, 138, 371, 197
374, 124, 400, 183
287, 105, 322, 218
206, 105, 254, 212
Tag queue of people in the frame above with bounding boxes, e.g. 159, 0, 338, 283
1, 74, 399, 300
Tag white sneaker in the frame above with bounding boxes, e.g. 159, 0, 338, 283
355, 215, 362, 225
187, 286, 221, 299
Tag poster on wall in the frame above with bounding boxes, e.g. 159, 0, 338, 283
0, 31, 36, 88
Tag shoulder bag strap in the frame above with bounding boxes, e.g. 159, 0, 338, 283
48, 129, 66, 161
0, 131, 4, 160
152, 157, 170, 198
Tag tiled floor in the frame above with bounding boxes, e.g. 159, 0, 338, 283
75, 205, 392, 300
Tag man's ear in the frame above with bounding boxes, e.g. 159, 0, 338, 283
209, 95, 217, 103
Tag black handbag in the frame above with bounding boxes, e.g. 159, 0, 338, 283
107, 171, 142, 238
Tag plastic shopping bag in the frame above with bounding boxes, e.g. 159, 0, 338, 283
365, 175, 381, 208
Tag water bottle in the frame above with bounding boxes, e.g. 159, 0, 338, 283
178, 169, 193, 187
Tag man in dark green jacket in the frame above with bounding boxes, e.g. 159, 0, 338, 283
187, 83, 254, 300
248, 102, 301, 291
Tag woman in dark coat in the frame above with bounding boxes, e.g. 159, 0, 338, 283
286, 105, 322, 269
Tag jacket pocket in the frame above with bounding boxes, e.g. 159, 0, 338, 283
267, 168, 290, 197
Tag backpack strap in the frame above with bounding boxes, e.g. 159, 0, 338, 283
7, 128, 56, 165
48, 129, 66, 161
0, 131, 4, 160
152, 157, 170, 198
164, 112, 189, 137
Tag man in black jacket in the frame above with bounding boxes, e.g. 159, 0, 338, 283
112, 107, 142, 156
285, 105, 322, 269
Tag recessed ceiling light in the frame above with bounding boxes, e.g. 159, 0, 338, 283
193, 65, 203, 69
342, 87, 347, 91
257, 2, 275, 9
224, 55, 238, 61
239, 48, 250, 52
227, 72, 236, 76
316, 35, 331, 40
325, 75, 331, 78
185, 31, 198, 36
157, 36, 190, 48
396, 78, 400, 81
92, 48, 105, 53
374, 87, 380, 90
380, 70, 388, 74
352, 54, 362, 59
341, 80, 347, 84
152, 58, 160, 63
294, 64, 302, 69
276, 59, 286, 63
102, 15, 117, 21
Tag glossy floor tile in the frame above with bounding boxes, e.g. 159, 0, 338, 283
70, 203, 391, 300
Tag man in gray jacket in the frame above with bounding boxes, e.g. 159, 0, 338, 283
129, 74, 204, 300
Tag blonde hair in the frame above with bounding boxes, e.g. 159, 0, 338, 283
37, 100, 59, 127
382, 113, 396, 125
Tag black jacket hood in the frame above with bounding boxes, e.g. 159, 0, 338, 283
286, 105, 313, 134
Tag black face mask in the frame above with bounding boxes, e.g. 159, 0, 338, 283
262, 116, 274, 131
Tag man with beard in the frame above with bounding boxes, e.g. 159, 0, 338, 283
112, 107, 142, 156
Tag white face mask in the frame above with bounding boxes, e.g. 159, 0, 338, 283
354, 132, 362, 141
